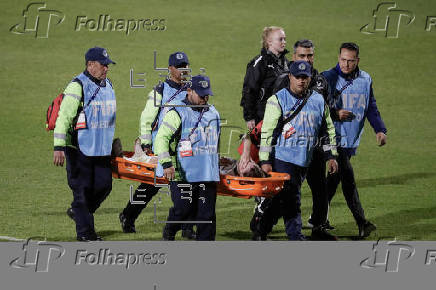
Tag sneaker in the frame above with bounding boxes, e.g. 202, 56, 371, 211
181, 229, 196, 240
311, 225, 338, 241
66, 207, 75, 221
324, 220, 335, 230
251, 233, 267, 241
162, 226, 175, 241
77, 233, 103, 242
358, 221, 376, 238
119, 213, 136, 233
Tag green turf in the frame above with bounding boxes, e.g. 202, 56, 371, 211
0, 0, 435, 241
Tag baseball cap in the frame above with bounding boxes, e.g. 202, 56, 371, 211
190, 75, 213, 97
289, 60, 312, 77
85, 47, 116, 65
168, 51, 189, 67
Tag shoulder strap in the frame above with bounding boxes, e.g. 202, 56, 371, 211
281, 89, 311, 125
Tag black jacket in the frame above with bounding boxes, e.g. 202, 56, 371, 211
240, 48, 290, 123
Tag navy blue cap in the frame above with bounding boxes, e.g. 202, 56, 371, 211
289, 60, 312, 77
168, 51, 189, 67
190, 75, 213, 97
85, 47, 115, 65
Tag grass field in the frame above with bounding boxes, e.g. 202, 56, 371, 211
0, 0, 435, 241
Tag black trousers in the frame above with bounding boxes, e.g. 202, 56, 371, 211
165, 181, 217, 241
65, 147, 112, 238
254, 159, 307, 240
306, 147, 329, 227
122, 183, 194, 232
327, 148, 366, 226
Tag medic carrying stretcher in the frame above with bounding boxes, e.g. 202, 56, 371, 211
111, 138, 289, 199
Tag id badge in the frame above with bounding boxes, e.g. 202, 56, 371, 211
179, 140, 193, 157
75, 110, 87, 130
282, 122, 296, 139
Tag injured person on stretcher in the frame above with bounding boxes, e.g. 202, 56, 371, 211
112, 138, 268, 178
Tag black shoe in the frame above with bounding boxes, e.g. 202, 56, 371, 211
324, 220, 335, 230
251, 233, 267, 241
77, 233, 103, 242
119, 213, 136, 233
358, 221, 377, 238
311, 225, 338, 241
162, 226, 175, 241
66, 208, 75, 221
181, 229, 196, 240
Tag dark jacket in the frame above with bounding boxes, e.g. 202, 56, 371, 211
240, 48, 290, 123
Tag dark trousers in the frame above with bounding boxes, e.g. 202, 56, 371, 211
65, 147, 112, 238
122, 183, 160, 221
327, 148, 366, 226
306, 148, 329, 227
166, 181, 217, 241
255, 159, 307, 240
122, 183, 194, 232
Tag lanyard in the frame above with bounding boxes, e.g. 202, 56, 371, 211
165, 84, 186, 104
338, 79, 354, 95
84, 86, 101, 108
284, 98, 302, 119
187, 109, 206, 139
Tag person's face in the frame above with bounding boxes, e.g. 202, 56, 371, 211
267, 29, 286, 55
338, 48, 359, 74
169, 64, 189, 83
187, 88, 208, 106
87, 61, 108, 80
289, 74, 311, 96
293, 46, 314, 67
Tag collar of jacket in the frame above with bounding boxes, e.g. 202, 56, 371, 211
166, 77, 185, 90
261, 48, 290, 59
334, 63, 360, 80
182, 98, 210, 112
84, 70, 106, 87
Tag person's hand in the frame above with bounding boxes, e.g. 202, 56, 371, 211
239, 152, 251, 171
338, 109, 353, 121
164, 166, 175, 180
261, 163, 272, 173
327, 159, 338, 174
246, 119, 255, 130
376, 132, 387, 147
53, 151, 65, 167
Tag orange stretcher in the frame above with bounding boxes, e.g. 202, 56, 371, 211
111, 152, 290, 199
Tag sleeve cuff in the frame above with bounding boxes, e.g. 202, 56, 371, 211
141, 144, 152, 151
259, 160, 271, 166
54, 146, 65, 151
162, 162, 173, 169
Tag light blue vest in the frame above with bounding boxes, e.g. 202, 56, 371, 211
328, 70, 371, 148
151, 82, 187, 143
173, 102, 220, 182
76, 73, 116, 156
275, 88, 325, 167
152, 82, 186, 177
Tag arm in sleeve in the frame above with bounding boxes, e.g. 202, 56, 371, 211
139, 87, 163, 147
259, 95, 281, 164
366, 82, 387, 134
319, 104, 338, 160
241, 58, 265, 121
154, 110, 181, 169
53, 81, 82, 150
